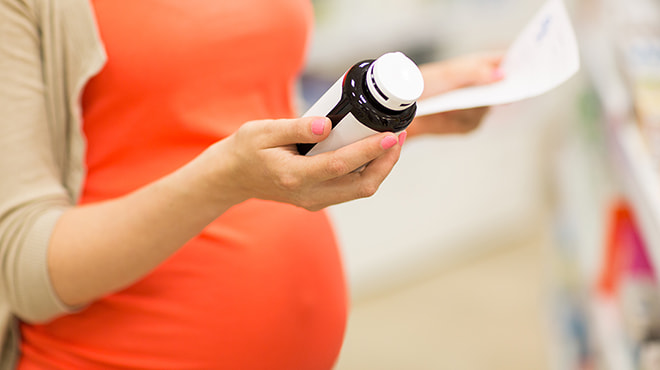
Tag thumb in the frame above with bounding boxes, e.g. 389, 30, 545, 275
260, 116, 331, 148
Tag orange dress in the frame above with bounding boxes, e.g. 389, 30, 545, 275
18, 1, 348, 369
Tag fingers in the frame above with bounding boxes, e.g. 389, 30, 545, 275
297, 136, 403, 211
419, 52, 505, 100
230, 116, 404, 210
246, 116, 332, 148
408, 107, 490, 136
299, 132, 401, 183
466, 52, 505, 84
444, 107, 490, 133
350, 135, 402, 193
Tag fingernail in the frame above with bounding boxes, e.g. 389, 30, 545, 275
381, 135, 398, 150
398, 131, 407, 146
311, 118, 326, 135
491, 68, 505, 80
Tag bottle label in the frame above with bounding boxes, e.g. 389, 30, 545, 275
297, 59, 416, 156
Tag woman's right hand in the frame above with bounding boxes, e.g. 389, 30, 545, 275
203, 116, 404, 211
46, 116, 403, 309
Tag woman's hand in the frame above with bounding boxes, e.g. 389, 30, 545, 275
206, 116, 404, 211
408, 53, 504, 137
47, 115, 402, 308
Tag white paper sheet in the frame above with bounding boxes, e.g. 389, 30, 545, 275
415, 0, 580, 116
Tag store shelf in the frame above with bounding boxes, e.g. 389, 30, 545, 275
580, 0, 660, 283
568, 1, 660, 368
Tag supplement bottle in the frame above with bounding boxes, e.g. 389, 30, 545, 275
298, 52, 424, 156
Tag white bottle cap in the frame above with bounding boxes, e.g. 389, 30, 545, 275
366, 52, 424, 111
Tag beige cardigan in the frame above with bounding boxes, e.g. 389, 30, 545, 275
0, 0, 106, 367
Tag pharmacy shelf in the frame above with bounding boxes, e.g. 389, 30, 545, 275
576, 2, 660, 369
580, 7, 660, 284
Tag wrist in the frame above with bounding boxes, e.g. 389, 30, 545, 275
176, 139, 248, 213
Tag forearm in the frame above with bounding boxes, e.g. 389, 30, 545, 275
48, 143, 240, 307
45, 115, 402, 308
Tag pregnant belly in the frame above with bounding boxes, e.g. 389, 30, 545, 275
19, 199, 347, 370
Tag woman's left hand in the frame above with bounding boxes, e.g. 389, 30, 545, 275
407, 53, 504, 137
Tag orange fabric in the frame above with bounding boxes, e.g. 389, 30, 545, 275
19, 1, 348, 369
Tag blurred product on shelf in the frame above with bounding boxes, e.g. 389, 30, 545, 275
605, 0, 660, 168
627, 40, 660, 168
599, 202, 660, 346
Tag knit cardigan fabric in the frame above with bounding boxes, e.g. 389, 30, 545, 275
0, 0, 106, 367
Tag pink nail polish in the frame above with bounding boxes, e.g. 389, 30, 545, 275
311, 118, 326, 135
491, 68, 505, 80
381, 135, 398, 150
398, 131, 407, 146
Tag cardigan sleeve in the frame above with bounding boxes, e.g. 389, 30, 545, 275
0, 0, 78, 323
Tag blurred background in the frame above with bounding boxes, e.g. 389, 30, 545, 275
299, 0, 660, 369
